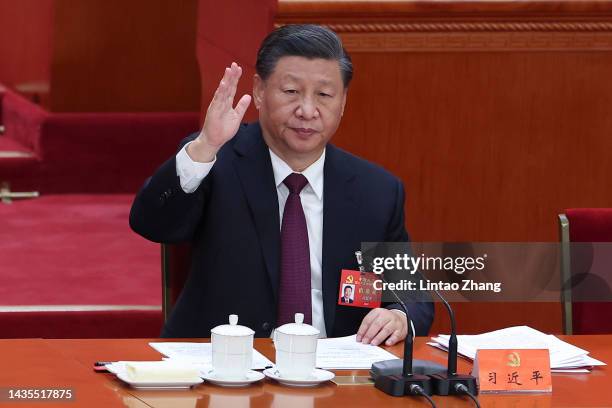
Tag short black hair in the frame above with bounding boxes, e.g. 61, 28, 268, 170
344, 286, 353, 291
256, 24, 353, 88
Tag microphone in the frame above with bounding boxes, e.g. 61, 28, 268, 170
373, 273, 434, 397
359, 245, 478, 405
428, 288, 479, 397
355, 251, 435, 397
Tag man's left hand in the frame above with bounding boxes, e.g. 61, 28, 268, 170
356, 308, 407, 346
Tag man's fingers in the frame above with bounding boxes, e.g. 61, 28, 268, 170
369, 321, 395, 346
356, 308, 381, 342
356, 323, 367, 343
362, 317, 389, 344
213, 67, 232, 104
211, 64, 243, 115
385, 328, 404, 346
361, 314, 391, 344
219, 67, 233, 101
226, 63, 242, 103
234, 94, 252, 119
358, 309, 407, 345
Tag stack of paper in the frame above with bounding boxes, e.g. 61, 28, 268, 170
428, 326, 606, 373
316, 335, 398, 369
149, 342, 274, 370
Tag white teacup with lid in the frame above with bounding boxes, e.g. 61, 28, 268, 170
274, 313, 319, 379
211, 314, 254, 379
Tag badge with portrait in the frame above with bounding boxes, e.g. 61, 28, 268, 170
337, 269, 382, 309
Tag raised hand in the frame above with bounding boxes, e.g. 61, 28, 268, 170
188, 62, 252, 162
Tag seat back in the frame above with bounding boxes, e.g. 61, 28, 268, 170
559, 209, 612, 334
161, 243, 192, 322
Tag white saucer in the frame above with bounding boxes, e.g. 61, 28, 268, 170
202, 369, 265, 387
105, 362, 122, 375
116, 373, 203, 389
263, 368, 335, 387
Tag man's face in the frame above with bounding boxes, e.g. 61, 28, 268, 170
253, 56, 347, 167
344, 287, 352, 298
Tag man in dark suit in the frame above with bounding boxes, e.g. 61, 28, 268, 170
130, 24, 433, 345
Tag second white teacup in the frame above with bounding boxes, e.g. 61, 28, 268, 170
211, 314, 254, 379
274, 313, 319, 379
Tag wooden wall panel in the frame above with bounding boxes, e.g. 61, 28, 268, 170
344, 51, 612, 242
0, 0, 54, 104
50, 0, 201, 112
277, 0, 612, 334
197, 0, 277, 124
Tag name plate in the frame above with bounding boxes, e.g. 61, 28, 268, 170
472, 349, 552, 393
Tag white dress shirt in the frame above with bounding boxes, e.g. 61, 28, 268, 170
176, 142, 328, 337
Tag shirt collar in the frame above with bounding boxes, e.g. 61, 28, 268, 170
268, 148, 325, 200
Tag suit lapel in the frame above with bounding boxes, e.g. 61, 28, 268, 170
232, 124, 281, 301
322, 144, 359, 335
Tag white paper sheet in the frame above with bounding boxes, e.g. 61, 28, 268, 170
428, 326, 606, 373
149, 342, 273, 370
315, 334, 398, 369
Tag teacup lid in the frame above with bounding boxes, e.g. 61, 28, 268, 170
276, 313, 320, 336
211, 314, 254, 336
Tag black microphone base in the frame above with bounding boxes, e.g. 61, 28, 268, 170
370, 358, 446, 378
430, 373, 478, 396
375, 374, 433, 397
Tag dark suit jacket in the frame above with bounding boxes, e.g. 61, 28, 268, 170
130, 122, 434, 338
341, 297, 354, 304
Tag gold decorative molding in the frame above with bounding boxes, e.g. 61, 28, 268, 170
274, 20, 612, 51
340, 31, 612, 52
276, 1, 612, 51
276, 21, 612, 33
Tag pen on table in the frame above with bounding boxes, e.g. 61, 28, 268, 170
93, 361, 112, 372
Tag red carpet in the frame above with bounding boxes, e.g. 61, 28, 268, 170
0, 194, 164, 337
0, 194, 159, 305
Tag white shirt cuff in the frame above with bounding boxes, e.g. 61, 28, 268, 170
390, 308, 416, 339
175, 141, 216, 193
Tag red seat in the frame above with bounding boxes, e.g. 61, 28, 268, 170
161, 243, 192, 321
0, 84, 200, 193
0, 135, 39, 191
560, 209, 612, 334
0, 87, 45, 191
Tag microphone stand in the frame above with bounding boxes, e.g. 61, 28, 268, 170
355, 251, 433, 397
373, 285, 433, 397
429, 289, 478, 396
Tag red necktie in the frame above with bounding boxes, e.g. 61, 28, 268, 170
277, 173, 312, 325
